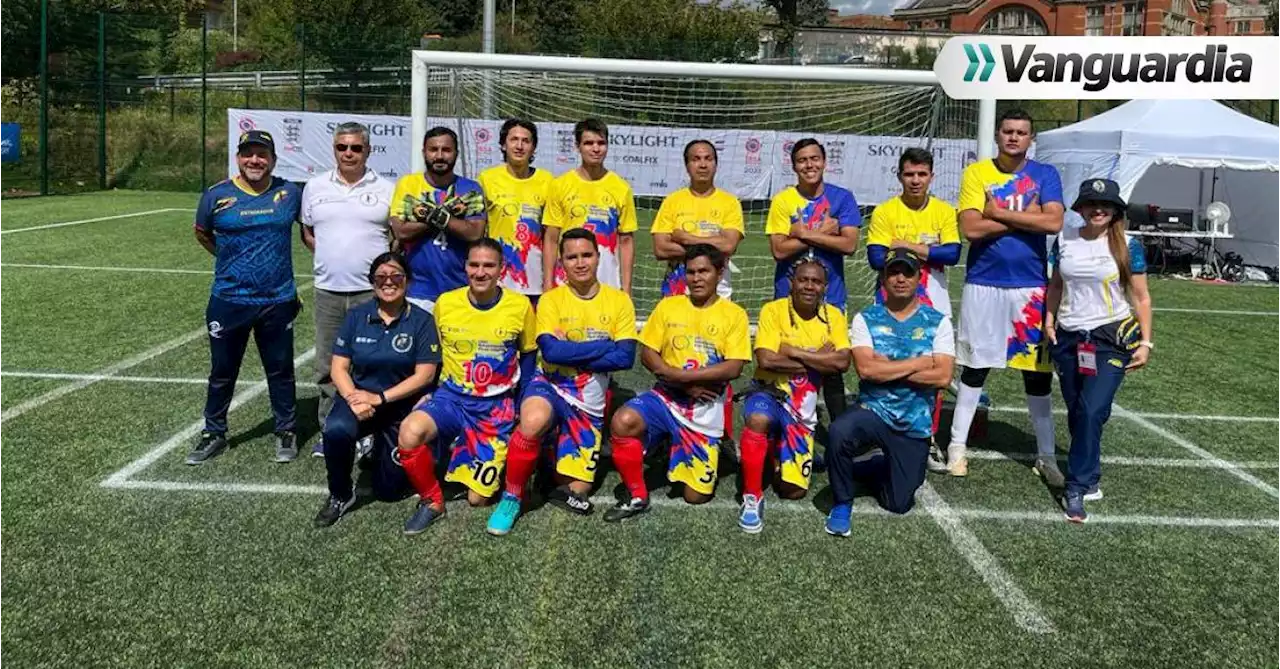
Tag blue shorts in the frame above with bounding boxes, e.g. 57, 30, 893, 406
624, 390, 721, 495
523, 380, 604, 484
742, 389, 816, 490
415, 386, 516, 497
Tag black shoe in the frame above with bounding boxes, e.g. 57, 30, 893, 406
403, 501, 446, 535
314, 492, 356, 528
603, 497, 650, 523
186, 431, 228, 465
274, 431, 298, 463
547, 486, 594, 516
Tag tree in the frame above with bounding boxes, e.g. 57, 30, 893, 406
243, 0, 439, 77
580, 0, 763, 62
528, 0, 582, 55
762, 0, 829, 60
1267, 0, 1278, 34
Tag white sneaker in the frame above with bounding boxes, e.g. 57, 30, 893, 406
927, 442, 949, 474
947, 443, 968, 477
1084, 485, 1104, 502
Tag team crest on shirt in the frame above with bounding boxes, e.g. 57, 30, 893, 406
360, 192, 379, 207
912, 327, 926, 340
392, 333, 413, 353
213, 197, 237, 214
598, 314, 611, 326
707, 323, 720, 336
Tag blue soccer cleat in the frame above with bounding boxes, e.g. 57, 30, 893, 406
825, 502, 853, 537
486, 493, 522, 536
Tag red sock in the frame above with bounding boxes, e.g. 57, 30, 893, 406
611, 435, 647, 500
739, 427, 769, 499
504, 430, 541, 500
723, 385, 734, 433
400, 445, 443, 506
931, 391, 944, 435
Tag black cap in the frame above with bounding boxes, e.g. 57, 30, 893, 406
236, 130, 275, 154
884, 247, 923, 272
1072, 178, 1126, 212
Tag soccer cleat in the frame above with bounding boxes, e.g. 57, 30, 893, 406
1063, 491, 1088, 523
274, 431, 299, 463
485, 493, 522, 536
403, 501, 446, 535
825, 502, 853, 537
547, 486, 594, 516
186, 431, 228, 465
603, 497, 650, 523
926, 442, 949, 474
947, 443, 968, 477
1084, 485, 1104, 502
313, 492, 356, 528
738, 494, 764, 534
1033, 455, 1066, 489
356, 434, 375, 461
310, 440, 325, 459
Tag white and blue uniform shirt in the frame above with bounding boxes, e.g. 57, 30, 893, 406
1051, 229, 1147, 333
195, 176, 302, 305
332, 301, 441, 394
849, 304, 955, 439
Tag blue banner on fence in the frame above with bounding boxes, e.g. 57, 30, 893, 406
1, 123, 19, 163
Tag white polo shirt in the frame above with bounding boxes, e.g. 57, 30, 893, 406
301, 169, 395, 292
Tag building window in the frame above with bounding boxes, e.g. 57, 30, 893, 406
1234, 20, 1251, 33
1085, 6, 1105, 35
1122, 2, 1145, 36
940, 16, 951, 31
979, 6, 1049, 35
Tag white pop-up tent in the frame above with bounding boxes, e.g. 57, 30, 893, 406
1034, 100, 1280, 269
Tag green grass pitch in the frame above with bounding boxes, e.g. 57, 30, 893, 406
2, 191, 1278, 668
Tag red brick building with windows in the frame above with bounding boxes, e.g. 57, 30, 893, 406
889, 0, 1271, 36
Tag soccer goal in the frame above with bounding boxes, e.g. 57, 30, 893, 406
410, 50, 996, 322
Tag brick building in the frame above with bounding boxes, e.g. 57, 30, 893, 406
890, 0, 1271, 36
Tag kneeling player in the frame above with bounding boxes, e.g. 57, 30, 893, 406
824, 249, 954, 537
605, 245, 751, 522
397, 239, 537, 535
738, 258, 850, 533
486, 229, 638, 536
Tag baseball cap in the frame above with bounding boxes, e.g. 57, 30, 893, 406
237, 130, 275, 154
884, 247, 923, 273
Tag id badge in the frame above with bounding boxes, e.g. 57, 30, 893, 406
1078, 342, 1098, 376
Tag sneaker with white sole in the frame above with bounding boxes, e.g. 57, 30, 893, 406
356, 434, 375, 461
926, 442, 949, 474
313, 491, 356, 527
825, 502, 852, 537
274, 431, 299, 463
1063, 491, 1088, 523
1083, 485, 1104, 502
1033, 455, 1065, 489
603, 497, 650, 523
738, 494, 764, 534
947, 443, 968, 477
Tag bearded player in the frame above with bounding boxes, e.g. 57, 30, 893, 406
486, 229, 638, 536
605, 245, 751, 522
737, 258, 850, 533
946, 109, 1064, 481
396, 239, 536, 535
478, 119, 552, 306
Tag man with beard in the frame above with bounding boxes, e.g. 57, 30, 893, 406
478, 119, 553, 306
390, 126, 487, 314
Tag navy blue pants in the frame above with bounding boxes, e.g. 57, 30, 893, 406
322, 396, 413, 502
826, 408, 929, 513
1051, 328, 1131, 495
203, 295, 298, 434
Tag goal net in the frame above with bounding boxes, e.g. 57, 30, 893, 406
411, 52, 990, 323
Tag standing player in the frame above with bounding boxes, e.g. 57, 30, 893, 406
188, 130, 302, 465
542, 119, 638, 294
946, 109, 1065, 481
865, 147, 960, 471
395, 239, 537, 535
391, 126, 487, 314
766, 138, 861, 419
486, 229, 638, 536
478, 119, 553, 306
737, 259, 850, 533
651, 139, 745, 298
605, 245, 751, 522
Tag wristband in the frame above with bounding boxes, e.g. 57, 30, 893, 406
1138, 341, 1154, 350
378, 391, 388, 405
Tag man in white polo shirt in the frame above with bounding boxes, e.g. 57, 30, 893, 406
301, 122, 395, 455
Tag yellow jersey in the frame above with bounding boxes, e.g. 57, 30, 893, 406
544, 170, 638, 289
651, 187, 745, 297
752, 298, 851, 429
535, 284, 637, 416
477, 165, 554, 295
866, 195, 960, 315
434, 287, 537, 397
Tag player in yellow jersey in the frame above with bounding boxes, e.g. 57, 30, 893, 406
396, 238, 537, 535
651, 139, 745, 298
477, 119, 553, 305
737, 259, 850, 533
542, 119, 638, 294
485, 229, 638, 536
605, 245, 752, 522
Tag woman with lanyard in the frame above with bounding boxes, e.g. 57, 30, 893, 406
1044, 178, 1153, 524
314, 252, 441, 527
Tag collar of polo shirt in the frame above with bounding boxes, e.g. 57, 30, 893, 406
367, 302, 411, 326
332, 167, 376, 188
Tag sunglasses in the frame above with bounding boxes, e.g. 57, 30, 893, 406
335, 143, 366, 153
373, 273, 406, 286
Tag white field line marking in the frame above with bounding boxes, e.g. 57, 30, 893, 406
1113, 403, 1280, 499
0, 208, 191, 235
104, 476, 1279, 529
100, 348, 316, 487
1, 371, 211, 385
1153, 307, 1277, 317
966, 449, 1279, 470
986, 405, 1277, 424
916, 483, 1056, 634
1, 262, 312, 279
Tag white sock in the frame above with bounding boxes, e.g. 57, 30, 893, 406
1026, 394, 1056, 458
949, 381, 983, 451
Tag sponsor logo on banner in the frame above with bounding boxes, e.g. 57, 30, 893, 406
238, 117, 255, 132
935, 36, 1279, 99
610, 132, 679, 148
283, 117, 302, 153
556, 129, 575, 165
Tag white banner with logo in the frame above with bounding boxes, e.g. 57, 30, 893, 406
228, 109, 974, 204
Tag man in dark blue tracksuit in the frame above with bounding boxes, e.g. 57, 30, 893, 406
189, 130, 303, 464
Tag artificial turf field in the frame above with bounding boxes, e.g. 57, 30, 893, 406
2, 190, 1278, 668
